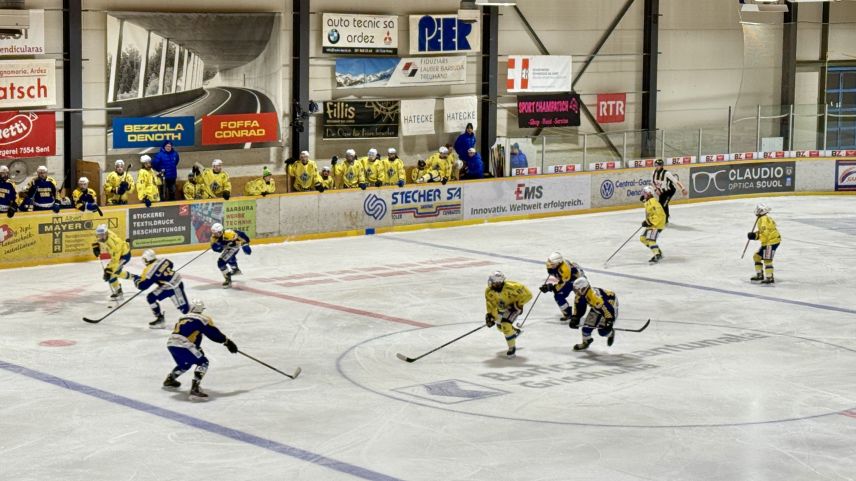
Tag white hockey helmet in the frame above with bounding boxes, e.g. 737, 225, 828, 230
572, 277, 590, 294
140, 155, 152, 165
368, 148, 378, 157
487, 270, 506, 290
78, 177, 89, 187
115, 159, 125, 169
211, 222, 224, 236
755, 203, 771, 216
439, 146, 449, 155
388, 147, 397, 154
546, 252, 564, 268
321, 166, 331, 173
95, 223, 108, 240
212, 159, 223, 167
0, 165, 8, 174
37, 165, 48, 174
642, 185, 655, 198
142, 249, 157, 264
189, 299, 205, 314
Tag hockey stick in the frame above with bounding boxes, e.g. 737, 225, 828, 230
740, 217, 760, 259
613, 319, 651, 333
515, 276, 549, 328
603, 226, 644, 268
238, 350, 301, 379
82, 248, 211, 323
396, 325, 486, 363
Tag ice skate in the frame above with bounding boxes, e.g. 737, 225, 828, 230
750, 273, 764, 282
505, 346, 516, 359
230, 268, 242, 277
148, 314, 165, 329
162, 374, 181, 390
607, 330, 615, 346
222, 272, 232, 288
761, 276, 775, 285
189, 380, 208, 401
109, 286, 123, 301
573, 338, 593, 351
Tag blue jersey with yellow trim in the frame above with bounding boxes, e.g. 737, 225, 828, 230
547, 260, 585, 292
169, 313, 227, 348
574, 287, 617, 320
136, 258, 181, 290
0, 178, 16, 209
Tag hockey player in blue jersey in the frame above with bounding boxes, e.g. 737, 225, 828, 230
162, 299, 238, 401
210, 222, 251, 288
21, 166, 61, 212
540, 251, 587, 322
0, 165, 17, 218
133, 249, 190, 329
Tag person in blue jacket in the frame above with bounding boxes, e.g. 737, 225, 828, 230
153, 140, 180, 201
510, 143, 528, 169
454, 122, 476, 161
461, 147, 484, 180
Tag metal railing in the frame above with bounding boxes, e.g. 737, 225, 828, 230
496, 103, 856, 175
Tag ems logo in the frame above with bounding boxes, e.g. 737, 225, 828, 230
401, 62, 418, 78
600, 179, 615, 199
392, 379, 508, 404
513, 183, 543, 200
363, 193, 388, 220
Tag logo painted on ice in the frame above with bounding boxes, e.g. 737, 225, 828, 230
600, 179, 615, 199
392, 379, 509, 405
363, 193, 387, 220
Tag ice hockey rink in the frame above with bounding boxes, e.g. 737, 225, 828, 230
2, 195, 856, 481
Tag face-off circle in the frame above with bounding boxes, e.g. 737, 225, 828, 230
338, 321, 856, 428
38, 340, 77, 347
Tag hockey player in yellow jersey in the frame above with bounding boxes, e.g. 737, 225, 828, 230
286, 151, 322, 192
183, 168, 212, 200
317, 166, 335, 191
244, 167, 276, 196
383, 148, 406, 187
92, 224, 131, 300
748, 203, 781, 284
136, 155, 161, 207
360, 148, 387, 187
72, 177, 102, 214
426, 146, 452, 184
485, 271, 532, 358
104, 159, 135, 205
202, 159, 232, 200
540, 251, 587, 321
333, 149, 367, 190
570, 278, 618, 351
639, 185, 666, 263
412, 158, 442, 184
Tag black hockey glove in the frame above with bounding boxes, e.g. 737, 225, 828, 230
641, 220, 651, 227
485, 314, 496, 328
6, 207, 15, 218
330, 155, 338, 166
92, 242, 101, 258
374, 180, 382, 188
539, 283, 555, 293
747, 232, 757, 240
117, 182, 129, 195
224, 339, 238, 353
284, 157, 296, 166
441, 177, 448, 185
315, 183, 325, 193
222, 191, 231, 200
102, 269, 113, 282
569, 316, 581, 329
359, 183, 367, 190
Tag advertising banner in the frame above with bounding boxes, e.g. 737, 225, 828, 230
201, 112, 279, 146
189, 202, 223, 244
0, 10, 45, 56
112, 116, 195, 149
689, 161, 795, 199
830, 150, 856, 157
0, 111, 56, 159
835, 160, 856, 192
224, 199, 257, 238
0, 211, 126, 266
545, 164, 582, 174
666, 156, 695, 165
128, 204, 192, 249
444, 95, 478, 133
512, 167, 541, 176
596, 93, 626, 124
335, 57, 467, 88
323, 100, 400, 139
401, 99, 436, 136
516, 93, 581, 128
506, 55, 572, 93
0, 59, 56, 108
590, 161, 621, 170
464, 175, 590, 220
699, 154, 732, 163
386, 185, 463, 226
322, 13, 398, 55
409, 14, 480, 55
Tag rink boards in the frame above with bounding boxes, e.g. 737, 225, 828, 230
0, 157, 851, 269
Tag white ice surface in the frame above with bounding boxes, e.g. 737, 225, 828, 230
2, 195, 856, 481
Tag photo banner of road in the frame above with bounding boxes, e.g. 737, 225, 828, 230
105, 12, 282, 153
335, 57, 467, 89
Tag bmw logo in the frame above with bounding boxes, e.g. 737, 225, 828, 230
327, 29, 340, 44
600, 180, 615, 199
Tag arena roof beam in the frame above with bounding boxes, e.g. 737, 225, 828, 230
63, 0, 82, 192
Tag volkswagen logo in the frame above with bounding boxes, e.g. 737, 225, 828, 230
600, 180, 615, 199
